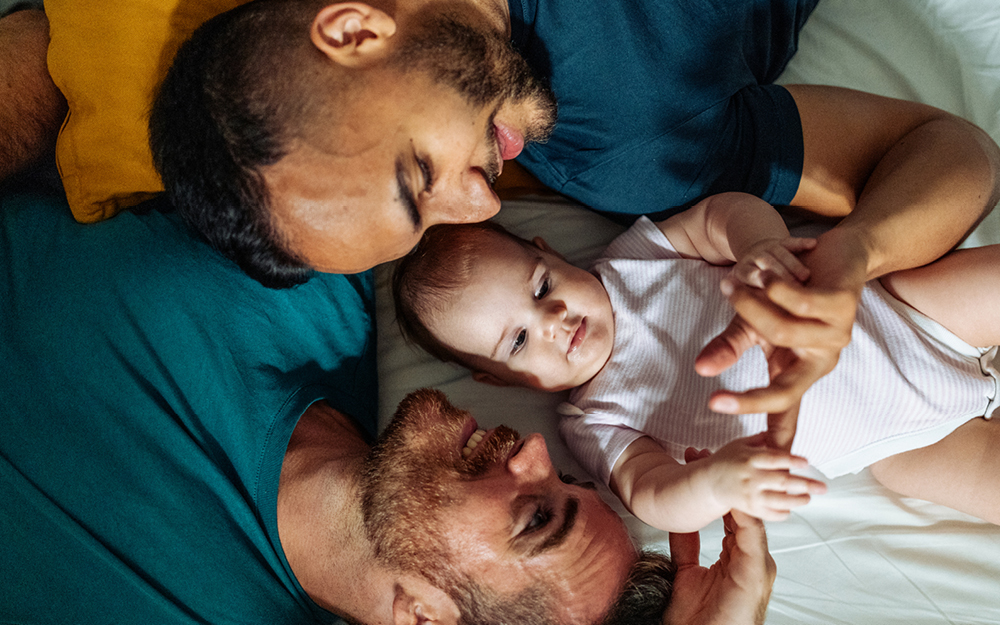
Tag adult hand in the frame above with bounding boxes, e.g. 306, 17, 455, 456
696, 229, 865, 416
663, 510, 776, 625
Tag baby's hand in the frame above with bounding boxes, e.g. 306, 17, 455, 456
730, 237, 816, 289
704, 432, 826, 521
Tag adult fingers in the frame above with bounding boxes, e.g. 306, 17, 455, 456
708, 354, 833, 414
766, 279, 858, 331
730, 262, 770, 289
767, 401, 800, 451
727, 510, 774, 580
695, 315, 759, 377
723, 280, 853, 350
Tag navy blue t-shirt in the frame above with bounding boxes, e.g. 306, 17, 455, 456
0, 193, 377, 623
509, 0, 817, 219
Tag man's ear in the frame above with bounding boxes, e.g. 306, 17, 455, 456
311, 3, 397, 67
392, 576, 460, 625
472, 370, 512, 387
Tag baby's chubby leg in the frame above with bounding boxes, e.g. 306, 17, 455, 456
870, 417, 1000, 524
880, 244, 1000, 348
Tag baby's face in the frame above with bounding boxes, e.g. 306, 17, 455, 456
427, 233, 614, 391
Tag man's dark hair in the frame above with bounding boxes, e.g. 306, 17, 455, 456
452, 549, 675, 625
419, 548, 675, 625
601, 550, 677, 625
149, 0, 326, 288
453, 549, 676, 625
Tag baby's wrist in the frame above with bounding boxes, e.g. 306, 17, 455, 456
691, 454, 730, 507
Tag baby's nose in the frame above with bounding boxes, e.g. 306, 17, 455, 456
541, 303, 568, 340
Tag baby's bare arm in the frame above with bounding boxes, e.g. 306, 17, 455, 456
870, 417, 1000, 524
611, 436, 731, 533
611, 434, 824, 533
655, 192, 796, 265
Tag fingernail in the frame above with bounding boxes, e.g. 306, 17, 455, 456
720, 279, 734, 296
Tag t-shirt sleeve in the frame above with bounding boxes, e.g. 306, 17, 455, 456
558, 411, 648, 487
510, 0, 812, 219
552, 84, 803, 220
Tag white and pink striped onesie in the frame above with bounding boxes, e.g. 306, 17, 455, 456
560, 217, 999, 484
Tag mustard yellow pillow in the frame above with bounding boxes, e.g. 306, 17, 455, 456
46, 0, 248, 223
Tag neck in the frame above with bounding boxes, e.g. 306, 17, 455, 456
277, 401, 398, 625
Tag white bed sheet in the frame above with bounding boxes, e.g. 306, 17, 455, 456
376, 0, 1000, 622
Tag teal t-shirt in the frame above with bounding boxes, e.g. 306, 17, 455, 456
0, 193, 377, 623
509, 0, 817, 218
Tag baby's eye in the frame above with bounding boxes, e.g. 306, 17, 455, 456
511, 329, 527, 356
535, 277, 550, 299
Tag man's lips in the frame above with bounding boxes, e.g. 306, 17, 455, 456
568, 317, 587, 355
494, 120, 525, 160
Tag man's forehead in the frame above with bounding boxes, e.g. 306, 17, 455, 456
288, 117, 391, 160
264, 126, 409, 229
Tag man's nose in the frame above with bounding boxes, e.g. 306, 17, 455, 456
507, 433, 554, 482
425, 171, 502, 226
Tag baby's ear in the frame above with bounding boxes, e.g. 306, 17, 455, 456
472, 371, 512, 387
531, 236, 554, 253
531, 236, 566, 260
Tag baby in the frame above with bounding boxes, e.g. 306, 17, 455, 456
392, 192, 1000, 532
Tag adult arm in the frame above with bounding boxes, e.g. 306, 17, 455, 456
0, 9, 66, 182
699, 85, 1000, 414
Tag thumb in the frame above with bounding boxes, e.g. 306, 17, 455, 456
696, 315, 758, 377
767, 400, 801, 451
668, 529, 702, 569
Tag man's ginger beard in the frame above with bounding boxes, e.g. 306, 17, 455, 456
358, 391, 560, 625
359, 389, 519, 582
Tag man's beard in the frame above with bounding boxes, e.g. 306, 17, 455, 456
390, 11, 558, 178
359, 388, 520, 582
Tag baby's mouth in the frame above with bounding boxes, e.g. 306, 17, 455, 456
568, 318, 587, 355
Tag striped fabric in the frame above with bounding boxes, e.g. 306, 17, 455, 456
561, 217, 997, 484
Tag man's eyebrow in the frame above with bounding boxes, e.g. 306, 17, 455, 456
395, 156, 422, 231
529, 496, 579, 558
